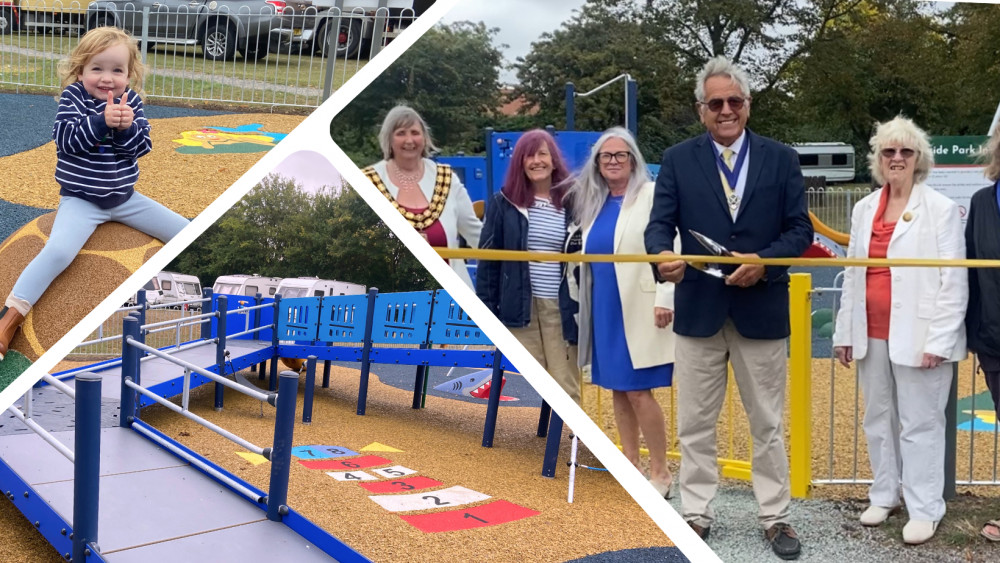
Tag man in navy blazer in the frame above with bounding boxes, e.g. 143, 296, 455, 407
644, 56, 812, 560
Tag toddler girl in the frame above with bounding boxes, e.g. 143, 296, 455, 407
0, 27, 189, 360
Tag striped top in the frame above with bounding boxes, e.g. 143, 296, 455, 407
527, 197, 565, 299
53, 82, 152, 209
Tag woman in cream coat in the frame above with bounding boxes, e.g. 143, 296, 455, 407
364, 105, 482, 287
833, 116, 967, 545
569, 127, 677, 498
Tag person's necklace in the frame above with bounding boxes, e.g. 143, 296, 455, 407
391, 161, 423, 189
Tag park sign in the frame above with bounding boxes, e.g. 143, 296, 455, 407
926, 135, 991, 225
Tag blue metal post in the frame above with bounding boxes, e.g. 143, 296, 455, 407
253, 292, 264, 377
259, 358, 267, 381
484, 127, 495, 201
356, 287, 378, 416
120, 316, 140, 427
267, 371, 298, 521
136, 290, 147, 356
73, 372, 102, 563
565, 82, 575, 130
215, 295, 228, 411
303, 355, 317, 424
541, 411, 564, 478
269, 295, 282, 392
322, 360, 331, 389
626, 76, 638, 137
537, 401, 552, 437
481, 349, 505, 447
200, 288, 213, 340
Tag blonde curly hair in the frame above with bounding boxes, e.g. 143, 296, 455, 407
59, 26, 145, 98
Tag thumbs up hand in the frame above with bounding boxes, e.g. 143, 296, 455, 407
104, 90, 122, 129
117, 91, 134, 131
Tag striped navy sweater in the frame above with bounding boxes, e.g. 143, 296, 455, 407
53, 81, 152, 209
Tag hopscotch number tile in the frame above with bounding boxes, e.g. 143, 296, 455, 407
372, 466, 417, 479
327, 471, 378, 481
293, 445, 359, 460
369, 486, 490, 513
298, 455, 394, 470
360, 476, 443, 494
400, 500, 541, 533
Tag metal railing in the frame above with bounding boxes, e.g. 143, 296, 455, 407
806, 185, 872, 234
0, 2, 414, 108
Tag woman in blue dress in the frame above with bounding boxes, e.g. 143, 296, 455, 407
567, 127, 678, 498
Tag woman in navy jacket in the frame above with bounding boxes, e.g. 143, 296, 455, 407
476, 129, 580, 403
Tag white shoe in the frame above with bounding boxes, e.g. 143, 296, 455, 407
902, 519, 939, 545
860, 505, 900, 526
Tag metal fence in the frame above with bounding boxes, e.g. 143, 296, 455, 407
810, 280, 1000, 490
0, 2, 415, 108
805, 185, 872, 234
71, 304, 201, 357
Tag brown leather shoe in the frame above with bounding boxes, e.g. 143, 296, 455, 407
687, 520, 710, 540
766, 522, 801, 560
0, 306, 25, 361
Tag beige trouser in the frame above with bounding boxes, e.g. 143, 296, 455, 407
676, 319, 791, 529
509, 296, 580, 404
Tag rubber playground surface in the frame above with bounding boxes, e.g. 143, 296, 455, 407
0, 358, 685, 562
0, 92, 304, 381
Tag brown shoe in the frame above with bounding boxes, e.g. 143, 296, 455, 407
687, 520, 710, 540
0, 306, 25, 361
765, 522, 801, 560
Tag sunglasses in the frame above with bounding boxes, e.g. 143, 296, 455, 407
880, 147, 916, 159
597, 151, 631, 164
700, 96, 746, 113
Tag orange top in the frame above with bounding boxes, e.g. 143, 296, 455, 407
866, 187, 895, 340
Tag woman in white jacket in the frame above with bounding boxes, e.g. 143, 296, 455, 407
363, 105, 482, 287
568, 127, 677, 498
833, 116, 967, 545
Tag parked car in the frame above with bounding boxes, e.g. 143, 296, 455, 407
268, 0, 430, 58
86, 0, 285, 61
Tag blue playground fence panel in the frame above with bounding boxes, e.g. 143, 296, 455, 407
277, 297, 322, 342
371, 291, 433, 345
429, 290, 492, 346
435, 155, 487, 203
211, 293, 269, 340
256, 297, 276, 342
317, 295, 368, 343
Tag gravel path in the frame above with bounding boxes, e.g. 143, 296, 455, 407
670, 483, 979, 562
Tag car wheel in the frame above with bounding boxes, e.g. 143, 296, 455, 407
202, 21, 236, 61
319, 18, 360, 59
0, 8, 14, 34
87, 13, 114, 32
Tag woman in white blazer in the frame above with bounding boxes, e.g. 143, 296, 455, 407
833, 116, 967, 545
568, 127, 677, 499
364, 105, 482, 287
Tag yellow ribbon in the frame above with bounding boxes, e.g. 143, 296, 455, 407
434, 248, 1000, 269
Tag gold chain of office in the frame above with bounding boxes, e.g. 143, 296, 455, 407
363, 164, 452, 230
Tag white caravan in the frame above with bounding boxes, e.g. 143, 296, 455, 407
156, 272, 204, 308
275, 277, 366, 299
213, 275, 284, 298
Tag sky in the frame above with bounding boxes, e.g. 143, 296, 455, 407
270, 150, 342, 194
440, 0, 587, 84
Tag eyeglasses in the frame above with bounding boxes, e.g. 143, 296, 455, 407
597, 151, 631, 164
880, 147, 916, 159
700, 96, 746, 113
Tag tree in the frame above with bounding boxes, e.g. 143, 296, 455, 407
168, 175, 438, 293
329, 21, 506, 164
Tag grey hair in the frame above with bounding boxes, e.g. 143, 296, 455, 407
979, 128, 1000, 183
378, 105, 439, 160
566, 127, 651, 229
694, 56, 752, 102
867, 116, 934, 186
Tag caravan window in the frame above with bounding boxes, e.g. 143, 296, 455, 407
798, 154, 819, 167
245, 285, 258, 296
313, 290, 324, 297
269, 287, 277, 296
215, 283, 239, 295
162, 280, 172, 291
283, 288, 307, 298
179, 282, 200, 296
143, 280, 157, 291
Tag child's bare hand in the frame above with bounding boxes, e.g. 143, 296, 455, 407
104, 91, 122, 129
117, 92, 133, 130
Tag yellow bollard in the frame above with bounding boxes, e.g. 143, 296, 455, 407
788, 273, 813, 498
